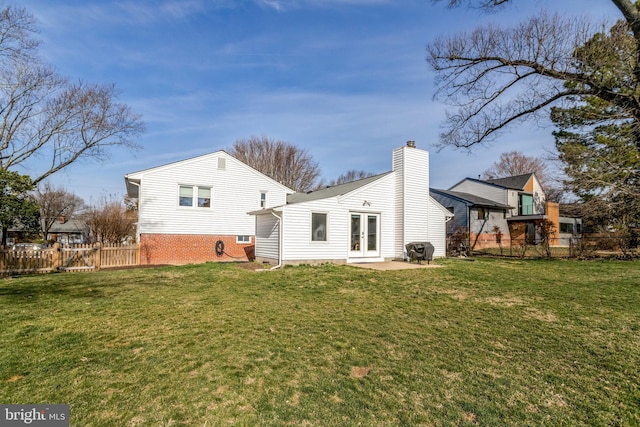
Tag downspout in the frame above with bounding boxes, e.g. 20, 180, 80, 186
128, 180, 141, 242
269, 210, 283, 270
467, 204, 471, 255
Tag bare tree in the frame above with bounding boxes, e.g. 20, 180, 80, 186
433, 0, 512, 9
36, 182, 84, 240
482, 151, 548, 181
427, 1, 640, 152
84, 196, 136, 244
229, 135, 321, 192
482, 151, 568, 201
0, 4, 144, 184
325, 170, 375, 187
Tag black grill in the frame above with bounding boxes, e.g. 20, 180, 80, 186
405, 242, 435, 264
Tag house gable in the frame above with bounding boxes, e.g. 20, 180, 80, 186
126, 150, 294, 239
276, 172, 397, 263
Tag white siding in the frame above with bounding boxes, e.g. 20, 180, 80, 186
393, 149, 405, 258
531, 176, 546, 214
427, 196, 449, 257
506, 190, 519, 216
132, 152, 291, 236
393, 146, 430, 259
340, 174, 396, 260
451, 180, 507, 205
255, 213, 280, 260
280, 174, 396, 263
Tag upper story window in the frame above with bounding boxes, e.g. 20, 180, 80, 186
260, 191, 267, 208
519, 194, 533, 216
179, 185, 211, 208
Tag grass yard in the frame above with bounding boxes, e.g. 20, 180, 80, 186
0, 259, 638, 426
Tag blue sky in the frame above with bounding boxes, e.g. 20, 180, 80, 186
23, 0, 621, 203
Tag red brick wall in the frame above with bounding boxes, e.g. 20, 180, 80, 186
470, 232, 505, 249
139, 234, 255, 265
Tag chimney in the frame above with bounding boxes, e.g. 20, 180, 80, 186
59, 216, 66, 224
393, 142, 430, 258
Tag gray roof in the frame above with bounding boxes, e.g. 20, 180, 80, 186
47, 219, 85, 233
287, 172, 392, 205
430, 189, 512, 209
485, 174, 533, 190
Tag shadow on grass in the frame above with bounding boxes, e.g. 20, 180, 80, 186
0, 282, 110, 301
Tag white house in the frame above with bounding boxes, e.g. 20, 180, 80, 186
251, 143, 453, 266
124, 150, 294, 265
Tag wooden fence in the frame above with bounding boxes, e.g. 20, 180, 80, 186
0, 243, 140, 275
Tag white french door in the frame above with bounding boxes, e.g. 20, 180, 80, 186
349, 212, 380, 258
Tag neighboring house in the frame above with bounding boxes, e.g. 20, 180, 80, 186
125, 151, 294, 265
45, 217, 86, 244
558, 217, 583, 247
251, 143, 453, 266
431, 173, 580, 249
429, 189, 512, 251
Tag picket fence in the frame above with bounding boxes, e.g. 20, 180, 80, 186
0, 243, 140, 275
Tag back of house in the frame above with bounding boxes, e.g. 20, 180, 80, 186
125, 151, 293, 265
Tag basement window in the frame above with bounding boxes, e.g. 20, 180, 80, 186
237, 235, 251, 244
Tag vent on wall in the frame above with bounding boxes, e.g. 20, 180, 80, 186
218, 157, 226, 170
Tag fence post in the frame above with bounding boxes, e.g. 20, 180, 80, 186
94, 242, 102, 271
52, 242, 61, 271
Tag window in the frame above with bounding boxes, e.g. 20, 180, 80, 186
179, 185, 211, 208
179, 186, 194, 207
477, 207, 488, 220
519, 194, 533, 215
311, 213, 327, 242
198, 187, 211, 207
237, 235, 251, 244
560, 223, 574, 233
260, 192, 267, 208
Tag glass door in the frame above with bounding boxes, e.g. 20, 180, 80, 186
350, 213, 380, 258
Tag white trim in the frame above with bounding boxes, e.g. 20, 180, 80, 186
126, 151, 294, 194
177, 184, 212, 209
310, 211, 329, 243
236, 235, 252, 244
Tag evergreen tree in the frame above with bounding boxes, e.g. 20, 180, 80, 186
0, 170, 40, 246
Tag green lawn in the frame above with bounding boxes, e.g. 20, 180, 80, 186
1, 259, 638, 426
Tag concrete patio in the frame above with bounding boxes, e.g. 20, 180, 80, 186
348, 260, 443, 271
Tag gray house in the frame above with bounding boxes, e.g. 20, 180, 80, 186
432, 172, 582, 250
430, 188, 512, 251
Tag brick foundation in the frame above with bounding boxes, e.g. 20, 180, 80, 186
470, 232, 505, 249
139, 234, 255, 265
